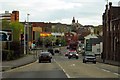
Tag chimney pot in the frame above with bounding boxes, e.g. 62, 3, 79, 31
109, 2, 112, 6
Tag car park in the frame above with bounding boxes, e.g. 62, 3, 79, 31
68, 50, 79, 59
39, 51, 52, 63
83, 51, 96, 64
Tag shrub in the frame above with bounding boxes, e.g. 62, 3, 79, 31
2, 50, 14, 61
2, 41, 24, 61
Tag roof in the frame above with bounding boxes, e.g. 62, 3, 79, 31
84, 34, 98, 39
90, 38, 102, 44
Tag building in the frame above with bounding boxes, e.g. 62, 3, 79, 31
71, 17, 83, 33
11, 11, 19, 22
21, 22, 71, 42
102, 2, 120, 62
0, 11, 19, 22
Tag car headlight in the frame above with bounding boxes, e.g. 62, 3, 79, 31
70, 54, 72, 55
76, 54, 79, 56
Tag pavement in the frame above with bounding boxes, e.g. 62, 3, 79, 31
2, 54, 37, 72
96, 56, 120, 67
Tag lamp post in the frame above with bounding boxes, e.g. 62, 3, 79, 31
27, 14, 30, 41
27, 13, 30, 54
24, 21, 27, 54
24, 14, 30, 55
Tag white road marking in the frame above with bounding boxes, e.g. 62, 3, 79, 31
0, 66, 11, 67
113, 73, 119, 76
54, 59, 70, 78
70, 64, 75, 66
3, 61, 37, 73
101, 69, 110, 72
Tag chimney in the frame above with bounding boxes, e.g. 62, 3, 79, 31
77, 20, 78, 23
109, 2, 112, 8
5, 11, 9, 14
118, 1, 120, 6
106, 4, 108, 10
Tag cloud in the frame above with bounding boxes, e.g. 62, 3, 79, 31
0, 0, 119, 26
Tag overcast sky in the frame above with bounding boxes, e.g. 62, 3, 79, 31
0, 0, 119, 26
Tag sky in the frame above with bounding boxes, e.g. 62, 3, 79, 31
0, 0, 120, 26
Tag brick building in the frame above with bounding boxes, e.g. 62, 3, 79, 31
0, 11, 19, 22
102, 2, 120, 62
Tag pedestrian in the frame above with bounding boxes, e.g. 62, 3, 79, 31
31, 41, 36, 50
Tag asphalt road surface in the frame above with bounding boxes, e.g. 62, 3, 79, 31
2, 47, 120, 78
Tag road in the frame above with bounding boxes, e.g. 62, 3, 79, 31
2, 47, 120, 78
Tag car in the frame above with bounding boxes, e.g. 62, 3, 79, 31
48, 48, 54, 55
54, 48, 60, 53
39, 51, 52, 63
64, 50, 70, 56
66, 46, 70, 49
68, 50, 79, 59
83, 51, 96, 64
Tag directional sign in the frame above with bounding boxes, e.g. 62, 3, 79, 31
0, 30, 12, 41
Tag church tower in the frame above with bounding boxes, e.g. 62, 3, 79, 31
72, 17, 75, 24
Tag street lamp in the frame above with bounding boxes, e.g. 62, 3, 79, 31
24, 13, 30, 54
27, 14, 30, 41
27, 13, 30, 54
24, 21, 27, 54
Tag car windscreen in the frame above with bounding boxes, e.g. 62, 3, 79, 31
69, 52, 77, 54
85, 52, 95, 56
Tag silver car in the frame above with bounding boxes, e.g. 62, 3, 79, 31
83, 51, 96, 64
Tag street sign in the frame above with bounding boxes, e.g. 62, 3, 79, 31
0, 30, 12, 41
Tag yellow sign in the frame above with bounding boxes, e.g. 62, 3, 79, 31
40, 32, 51, 37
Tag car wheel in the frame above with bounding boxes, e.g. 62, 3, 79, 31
68, 57, 71, 59
93, 61, 96, 64
39, 60, 41, 63
83, 60, 86, 63
76, 57, 79, 59
49, 59, 51, 63
83, 60, 85, 63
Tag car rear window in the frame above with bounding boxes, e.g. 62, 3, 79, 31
41, 52, 50, 55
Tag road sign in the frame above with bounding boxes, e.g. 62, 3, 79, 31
0, 30, 12, 41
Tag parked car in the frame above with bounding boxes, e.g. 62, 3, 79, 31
68, 50, 79, 59
83, 51, 96, 64
48, 48, 54, 55
39, 51, 52, 63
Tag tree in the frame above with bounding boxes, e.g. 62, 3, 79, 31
9, 21, 24, 41
2, 20, 10, 30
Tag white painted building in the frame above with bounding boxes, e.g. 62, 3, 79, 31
84, 34, 103, 55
